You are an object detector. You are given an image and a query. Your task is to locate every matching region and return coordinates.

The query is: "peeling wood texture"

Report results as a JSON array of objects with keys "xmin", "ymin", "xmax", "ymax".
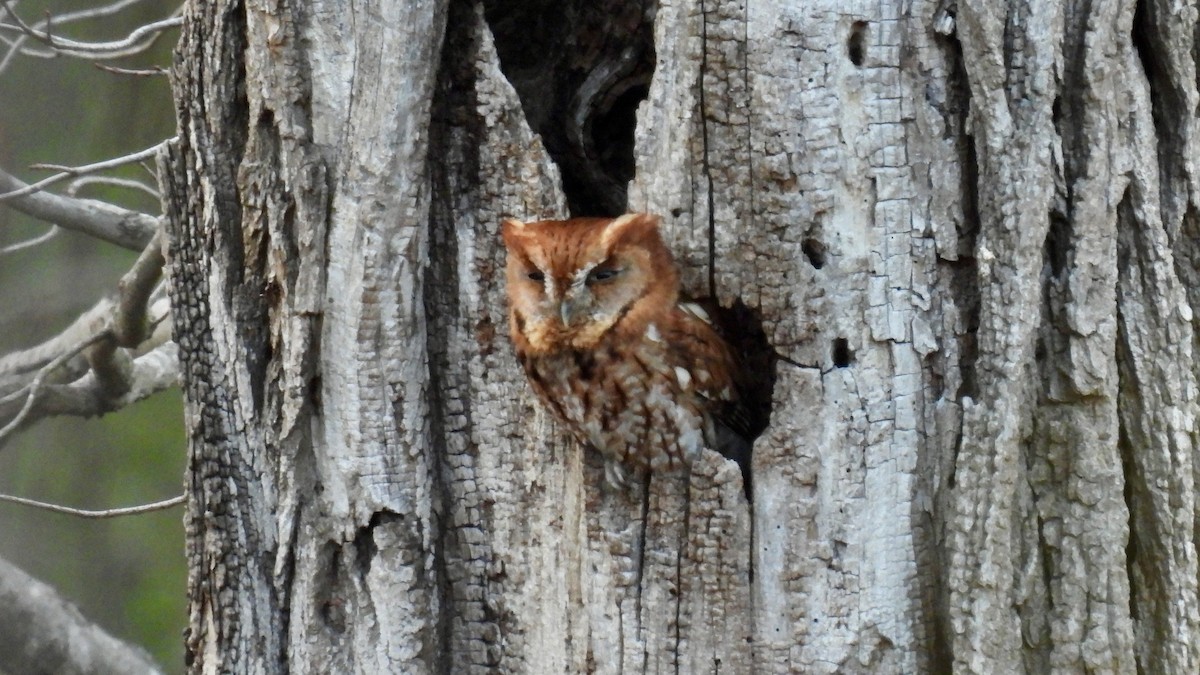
[{"xmin": 161, "ymin": 0, "xmax": 1200, "ymax": 672}]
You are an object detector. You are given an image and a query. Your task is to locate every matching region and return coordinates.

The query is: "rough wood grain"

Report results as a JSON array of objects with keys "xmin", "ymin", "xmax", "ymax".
[
  {"xmin": 427, "ymin": 4, "xmax": 578, "ymax": 671},
  {"xmin": 165, "ymin": 0, "xmax": 450, "ymax": 671},
  {"xmin": 945, "ymin": 0, "xmax": 1200, "ymax": 670},
  {"xmin": 630, "ymin": 0, "xmax": 950, "ymax": 670},
  {"xmin": 161, "ymin": 0, "xmax": 1200, "ymax": 670}
]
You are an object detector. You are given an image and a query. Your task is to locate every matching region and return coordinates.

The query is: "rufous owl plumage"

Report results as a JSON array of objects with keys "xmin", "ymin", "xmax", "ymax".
[{"xmin": 501, "ymin": 213, "xmax": 750, "ymax": 486}]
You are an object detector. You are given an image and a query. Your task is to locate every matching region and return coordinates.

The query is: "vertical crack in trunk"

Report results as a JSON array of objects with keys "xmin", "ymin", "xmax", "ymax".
[
  {"xmin": 1131, "ymin": 0, "xmax": 1166, "ymax": 195},
  {"xmin": 1115, "ymin": 173, "xmax": 1200, "ymax": 670},
  {"xmin": 425, "ymin": 3, "xmax": 495, "ymax": 670},
  {"xmin": 698, "ymin": 0, "xmax": 717, "ymax": 299},
  {"xmin": 636, "ymin": 482, "xmax": 651, "ymax": 672},
  {"xmin": 673, "ymin": 474, "xmax": 692, "ymax": 674}
]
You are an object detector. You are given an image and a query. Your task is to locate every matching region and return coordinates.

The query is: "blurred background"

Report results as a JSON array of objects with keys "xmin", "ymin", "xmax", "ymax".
[{"xmin": 0, "ymin": 0, "xmax": 185, "ymax": 670}]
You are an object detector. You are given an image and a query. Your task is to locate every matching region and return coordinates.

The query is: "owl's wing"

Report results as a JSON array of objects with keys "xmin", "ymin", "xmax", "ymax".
[
  {"xmin": 667, "ymin": 299, "xmax": 776, "ymax": 498},
  {"xmin": 667, "ymin": 301, "xmax": 767, "ymax": 448}
]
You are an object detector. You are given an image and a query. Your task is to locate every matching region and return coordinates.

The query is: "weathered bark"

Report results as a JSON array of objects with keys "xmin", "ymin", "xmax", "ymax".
[
  {"xmin": 947, "ymin": 0, "xmax": 1200, "ymax": 671},
  {"xmin": 163, "ymin": 0, "xmax": 449, "ymax": 669},
  {"xmin": 628, "ymin": 0, "xmax": 948, "ymax": 670},
  {"xmin": 162, "ymin": 0, "xmax": 1200, "ymax": 672}
]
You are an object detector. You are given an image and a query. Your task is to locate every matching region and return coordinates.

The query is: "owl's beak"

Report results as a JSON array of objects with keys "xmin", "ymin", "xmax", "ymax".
[{"xmin": 559, "ymin": 297, "xmax": 585, "ymax": 328}]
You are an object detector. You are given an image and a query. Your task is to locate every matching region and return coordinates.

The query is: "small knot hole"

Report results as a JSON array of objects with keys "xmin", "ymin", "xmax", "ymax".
[
  {"xmin": 848, "ymin": 21, "xmax": 868, "ymax": 66},
  {"xmin": 832, "ymin": 338, "xmax": 853, "ymax": 367}
]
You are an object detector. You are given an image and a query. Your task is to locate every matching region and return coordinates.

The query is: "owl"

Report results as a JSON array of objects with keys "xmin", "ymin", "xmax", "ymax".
[{"xmin": 501, "ymin": 213, "xmax": 752, "ymax": 487}]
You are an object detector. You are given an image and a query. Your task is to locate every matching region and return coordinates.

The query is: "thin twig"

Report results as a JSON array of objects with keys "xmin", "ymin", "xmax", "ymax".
[
  {"xmin": 67, "ymin": 175, "xmax": 159, "ymax": 199},
  {"xmin": 0, "ymin": 224, "xmax": 58, "ymax": 255},
  {"xmin": 0, "ymin": 492, "xmax": 184, "ymax": 518},
  {"xmin": 53, "ymin": 16, "xmax": 183, "ymax": 57},
  {"xmin": 0, "ymin": 141, "xmax": 164, "ymax": 202},
  {"xmin": 95, "ymin": 62, "xmax": 167, "ymax": 77},
  {"xmin": 0, "ymin": 2, "xmax": 28, "ymax": 73},
  {"xmin": 26, "ymin": 0, "xmax": 150, "ymax": 27}
]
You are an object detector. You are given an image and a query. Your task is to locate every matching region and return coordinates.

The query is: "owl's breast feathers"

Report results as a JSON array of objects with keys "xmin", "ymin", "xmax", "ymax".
[{"xmin": 513, "ymin": 299, "xmax": 750, "ymax": 471}]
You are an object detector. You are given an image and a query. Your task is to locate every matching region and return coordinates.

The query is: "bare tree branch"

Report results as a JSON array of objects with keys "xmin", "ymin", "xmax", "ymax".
[
  {"xmin": 0, "ymin": 332, "xmax": 108, "ymax": 444},
  {"xmin": 0, "ymin": 1, "xmax": 181, "ymax": 60},
  {"xmin": 0, "ymin": 227, "xmax": 174, "ymax": 444},
  {"xmin": 9, "ymin": 0, "xmax": 152, "ymax": 30},
  {"xmin": 95, "ymin": 62, "xmax": 168, "ymax": 77},
  {"xmin": 0, "ymin": 340, "xmax": 179, "ymax": 445},
  {"xmin": 0, "ymin": 298, "xmax": 113, "ymax": 383},
  {"xmin": 0, "ymin": 4, "xmax": 179, "ymax": 668},
  {"xmin": 0, "ymin": 166, "xmax": 156, "ymax": 250},
  {"xmin": 0, "ymin": 554, "xmax": 165, "ymax": 675},
  {"xmin": 114, "ymin": 230, "xmax": 165, "ymax": 347},
  {"xmin": 85, "ymin": 232, "xmax": 166, "ymax": 397},
  {"xmin": 0, "ymin": 492, "xmax": 184, "ymax": 518}
]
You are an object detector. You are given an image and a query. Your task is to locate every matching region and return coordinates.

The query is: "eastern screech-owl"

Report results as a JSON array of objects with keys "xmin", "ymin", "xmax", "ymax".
[{"xmin": 501, "ymin": 213, "xmax": 750, "ymax": 486}]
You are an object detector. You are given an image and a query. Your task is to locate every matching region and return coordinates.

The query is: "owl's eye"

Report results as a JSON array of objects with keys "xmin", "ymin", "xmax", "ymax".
[
  {"xmin": 526, "ymin": 270, "xmax": 545, "ymax": 282},
  {"xmin": 587, "ymin": 267, "xmax": 621, "ymax": 284}
]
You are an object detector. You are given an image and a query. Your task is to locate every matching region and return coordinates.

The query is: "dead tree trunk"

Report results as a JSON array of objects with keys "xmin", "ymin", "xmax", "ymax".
[{"xmin": 161, "ymin": 0, "xmax": 1200, "ymax": 672}]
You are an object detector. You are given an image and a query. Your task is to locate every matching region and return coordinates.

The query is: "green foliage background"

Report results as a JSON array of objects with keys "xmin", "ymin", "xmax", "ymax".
[{"xmin": 0, "ymin": 1, "xmax": 185, "ymax": 670}]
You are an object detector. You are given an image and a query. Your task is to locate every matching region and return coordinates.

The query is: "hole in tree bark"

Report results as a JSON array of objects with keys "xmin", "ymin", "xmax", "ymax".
[
  {"xmin": 847, "ymin": 21, "xmax": 868, "ymax": 66},
  {"xmin": 703, "ymin": 299, "xmax": 777, "ymax": 500},
  {"xmin": 317, "ymin": 544, "xmax": 348, "ymax": 633},
  {"xmin": 832, "ymin": 338, "xmax": 853, "ymax": 367},
  {"xmin": 589, "ymin": 82, "xmax": 650, "ymax": 188},
  {"xmin": 802, "ymin": 237, "xmax": 826, "ymax": 269},
  {"xmin": 483, "ymin": 0, "xmax": 657, "ymax": 216}
]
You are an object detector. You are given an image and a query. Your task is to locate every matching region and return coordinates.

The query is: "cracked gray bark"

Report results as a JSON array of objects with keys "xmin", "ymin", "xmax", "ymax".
[{"xmin": 161, "ymin": 0, "xmax": 1200, "ymax": 672}]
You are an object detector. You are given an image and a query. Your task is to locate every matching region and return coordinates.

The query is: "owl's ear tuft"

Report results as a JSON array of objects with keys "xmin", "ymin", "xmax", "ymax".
[
  {"xmin": 501, "ymin": 218, "xmax": 528, "ymax": 246},
  {"xmin": 600, "ymin": 213, "xmax": 661, "ymax": 249}
]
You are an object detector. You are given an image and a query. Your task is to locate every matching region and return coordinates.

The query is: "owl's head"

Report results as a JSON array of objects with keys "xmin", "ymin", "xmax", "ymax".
[{"xmin": 501, "ymin": 213, "xmax": 680, "ymax": 354}]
